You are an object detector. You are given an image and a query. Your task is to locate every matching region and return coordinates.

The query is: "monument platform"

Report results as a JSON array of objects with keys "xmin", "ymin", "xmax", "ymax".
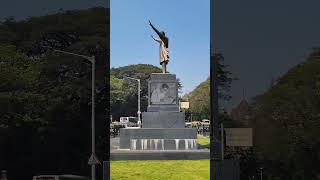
[
  {"xmin": 111, "ymin": 149, "xmax": 210, "ymax": 160},
  {"xmin": 120, "ymin": 128, "xmax": 197, "ymax": 150}
]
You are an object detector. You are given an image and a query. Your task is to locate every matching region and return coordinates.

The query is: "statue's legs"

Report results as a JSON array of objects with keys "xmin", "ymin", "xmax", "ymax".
[{"xmin": 162, "ymin": 62, "xmax": 167, "ymax": 73}]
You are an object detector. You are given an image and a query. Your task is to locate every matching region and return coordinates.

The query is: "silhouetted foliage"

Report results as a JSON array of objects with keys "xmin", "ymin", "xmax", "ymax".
[
  {"xmin": 0, "ymin": 7, "xmax": 108, "ymax": 180},
  {"xmin": 252, "ymin": 48, "xmax": 320, "ymax": 179},
  {"xmin": 183, "ymin": 53, "xmax": 234, "ymax": 120}
]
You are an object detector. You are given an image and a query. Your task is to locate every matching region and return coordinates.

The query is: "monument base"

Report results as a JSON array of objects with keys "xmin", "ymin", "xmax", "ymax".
[
  {"xmin": 110, "ymin": 149, "xmax": 210, "ymax": 160},
  {"xmin": 120, "ymin": 128, "xmax": 197, "ymax": 150}
]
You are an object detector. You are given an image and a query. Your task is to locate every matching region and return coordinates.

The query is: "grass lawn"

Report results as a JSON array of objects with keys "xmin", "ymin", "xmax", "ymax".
[
  {"xmin": 110, "ymin": 160, "xmax": 209, "ymax": 180},
  {"xmin": 197, "ymin": 135, "xmax": 210, "ymax": 149}
]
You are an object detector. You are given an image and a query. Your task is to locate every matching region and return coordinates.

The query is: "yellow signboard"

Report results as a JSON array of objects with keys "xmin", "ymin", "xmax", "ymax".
[{"xmin": 180, "ymin": 102, "xmax": 189, "ymax": 109}]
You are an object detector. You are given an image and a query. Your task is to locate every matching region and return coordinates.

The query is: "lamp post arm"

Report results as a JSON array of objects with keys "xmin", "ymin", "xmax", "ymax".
[
  {"xmin": 41, "ymin": 46, "xmax": 94, "ymax": 63},
  {"xmin": 53, "ymin": 49, "xmax": 94, "ymax": 63}
]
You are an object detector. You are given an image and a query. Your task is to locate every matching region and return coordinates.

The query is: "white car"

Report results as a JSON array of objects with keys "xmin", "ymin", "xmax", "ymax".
[
  {"xmin": 120, "ymin": 116, "xmax": 140, "ymax": 127},
  {"xmin": 202, "ymin": 119, "xmax": 210, "ymax": 125},
  {"xmin": 185, "ymin": 122, "xmax": 192, "ymax": 128}
]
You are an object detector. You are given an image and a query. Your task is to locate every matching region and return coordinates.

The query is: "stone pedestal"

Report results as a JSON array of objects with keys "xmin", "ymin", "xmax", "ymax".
[
  {"xmin": 142, "ymin": 112, "xmax": 185, "ymax": 128},
  {"xmin": 119, "ymin": 73, "xmax": 197, "ymax": 150}
]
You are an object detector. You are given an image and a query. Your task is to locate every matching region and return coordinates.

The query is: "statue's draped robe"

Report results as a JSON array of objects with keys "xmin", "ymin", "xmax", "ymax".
[{"xmin": 154, "ymin": 38, "xmax": 169, "ymax": 64}]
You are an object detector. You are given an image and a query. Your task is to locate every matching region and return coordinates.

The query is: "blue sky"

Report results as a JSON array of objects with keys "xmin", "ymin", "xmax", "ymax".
[{"xmin": 110, "ymin": 0, "xmax": 210, "ymax": 95}]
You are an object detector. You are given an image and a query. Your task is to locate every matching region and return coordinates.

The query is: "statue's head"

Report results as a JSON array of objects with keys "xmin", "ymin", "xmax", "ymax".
[{"xmin": 161, "ymin": 31, "xmax": 165, "ymax": 36}]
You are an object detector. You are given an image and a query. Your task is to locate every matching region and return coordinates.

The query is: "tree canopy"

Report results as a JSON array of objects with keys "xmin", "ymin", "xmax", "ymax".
[
  {"xmin": 0, "ymin": 7, "xmax": 108, "ymax": 180},
  {"xmin": 252, "ymin": 48, "xmax": 320, "ymax": 179},
  {"xmin": 111, "ymin": 64, "xmax": 161, "ymax": 121},
  {"xmin": 183, "ymin": 53, "xmax": 234, "ymax": 120}
]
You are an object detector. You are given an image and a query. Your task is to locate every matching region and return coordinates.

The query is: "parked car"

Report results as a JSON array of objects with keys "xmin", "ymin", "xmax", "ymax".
[
  {"xmin": 32, "ymin": 174, "xmax": 89, "ymax": 180},
  {"xmin": 185, "ymin": 122, "xmax": 192, "ymax": 128},
  {"xmin": 119, "ymin": 116, "xmax": 138, "ymax": 127},
  {"xmin": 201, "ymin": 119, "xmax": 210, "ymax": 126}
]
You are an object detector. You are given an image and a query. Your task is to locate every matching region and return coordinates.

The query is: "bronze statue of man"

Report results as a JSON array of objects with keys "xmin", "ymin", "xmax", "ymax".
[{"xmin": 149, "ymin": 20, "xmax": 169, "ymax": 73}]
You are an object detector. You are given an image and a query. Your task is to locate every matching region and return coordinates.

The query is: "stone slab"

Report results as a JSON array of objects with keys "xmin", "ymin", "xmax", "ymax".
[
  {"xmin": 150, "ymin": 73, "xmax": 176, "ymax": 80},
  {"xmin": 142, "ymin": 111, "xmax": 185, "ymax": 128},
  {"xmin": 147, "ymin": 105, "xmax": 179, "ymax": 112},
  {"xmin": 110, "ymin": 150, "xmax": 210, "ymax": 160}
]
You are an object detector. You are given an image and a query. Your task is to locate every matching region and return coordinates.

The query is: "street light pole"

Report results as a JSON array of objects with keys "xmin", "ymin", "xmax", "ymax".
[
  {"xmin": 221, "ymin": 123, "xmax": 224, "ymax": 160},
  {"xmin": 260, "ymin": 167, "xmax": 263, "ymax": 180},
  {"xmin": 126, "ymin": 77, "xmax": 141, "ymax": 126},
  {"xmin": 43, "ymin": 47, "xmax": 99, "ymax": 180},
  {"xmin": 91, "ymin": 57, "xmax": 96, "ymax": 180},
  {"xmin": 137, "ymin": 79, "xmax": 141, "ymax": 126}
]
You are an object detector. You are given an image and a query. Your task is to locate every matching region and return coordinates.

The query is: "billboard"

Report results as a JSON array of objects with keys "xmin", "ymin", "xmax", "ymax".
[{"xmin": 225, "ymin": 128, "xmax": 253, "ymax": 147}]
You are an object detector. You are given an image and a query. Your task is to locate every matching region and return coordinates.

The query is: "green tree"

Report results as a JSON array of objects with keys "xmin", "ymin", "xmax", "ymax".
[
  {"xmin": 110, "ymin": 64, "xmax": 161, "ymax": 121},
  {"xmin": 183, "ymin": 53, "xmax": 234, "ymax": 120},
  {"xmin": 184, "ymin": 79, "xmax": 210, "ymax": 120},
  {"xmin": 252, "ymin": 48, "xmax": 320, "ymax": 179},
  {"xmin": 0, "ymin": 7, "xmax": 109, "ymax": 180}
]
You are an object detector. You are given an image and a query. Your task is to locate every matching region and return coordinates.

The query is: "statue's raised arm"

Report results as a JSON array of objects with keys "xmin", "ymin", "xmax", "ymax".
[
  {"xmin": 149, "ymin": 21, "xmax": 163, "ymax": 38},
  {"xmin": 149, "ymin": 20, "xmax": 168, "ymax": 48}
]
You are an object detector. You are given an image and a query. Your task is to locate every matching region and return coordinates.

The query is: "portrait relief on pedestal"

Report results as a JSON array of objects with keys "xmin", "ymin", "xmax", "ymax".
[{"xmin": 150, "ymin": 82, "xmax": 177, "ymax": 105}]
